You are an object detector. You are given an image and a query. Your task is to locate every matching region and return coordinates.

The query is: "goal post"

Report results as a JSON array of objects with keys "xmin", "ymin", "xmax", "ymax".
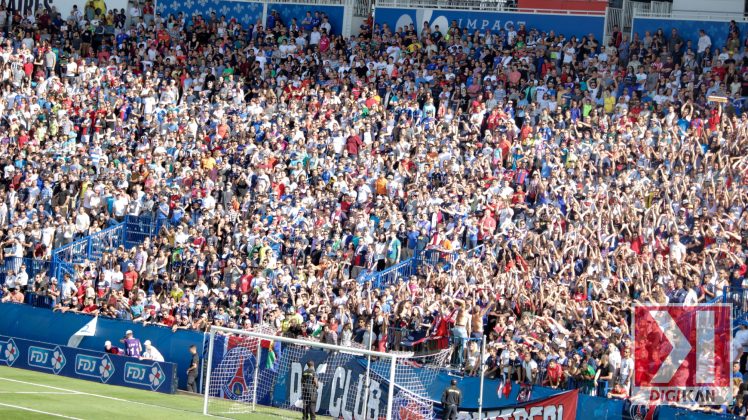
[{"xmin": 203, "ymin": 325, "xmax": 405, "ymax": 419}]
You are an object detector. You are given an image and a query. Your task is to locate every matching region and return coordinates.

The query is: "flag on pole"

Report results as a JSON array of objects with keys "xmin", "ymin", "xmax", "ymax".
[
  {"xmin": 67, "ymin": 316, "xmax": 98, "ymax": 348},
  {"xmin": 265, "ymin": 348, "xmax": 276, "ymax": 369}
]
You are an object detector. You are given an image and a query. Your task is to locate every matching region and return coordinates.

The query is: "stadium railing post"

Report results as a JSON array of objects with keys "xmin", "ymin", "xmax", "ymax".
[
  {"xmin": 251, "ymin": 337, "xmax": 261, "ymax": 412},
  {"xmin": 386, "ymin": 354, "xmax": 396, "ymax": 420},
  {"xmin": 478, "ymin": 335, "xmax": 486, "ymax": 419},
  {"xmin": 203, "ymin": 329, "xmax": 215, "ymax": 415}
]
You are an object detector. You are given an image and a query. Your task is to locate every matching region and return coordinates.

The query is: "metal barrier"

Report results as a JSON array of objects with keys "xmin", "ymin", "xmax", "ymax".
[
  {"xmin": 354, "ymin": 0, "xmax": 371, "ymax": 17},
  {"xmin": 50, "ymin": 216, "xmax": 164, "ymax": 280},
  {"xmin": 726, "ymin": 287, "xmax": 748, "ymax": 322},
  {"xmin": 89, "ymin": 224, "xmax": 125, "ymax": 260},
  {"xmin": 362, "ymin": 243, "xmax": 487, "ymax": 291},
  {"xmin": 51, "ymin": 223, "xmax": 125, "ymax": 279},
  {"xmin": 366, "ymin": 258, "xmax": 418, "ymax": 290},
  {"xmin": 0, "ymin": 258, "xmax": 51, "ymax": 286},
  {"xmin": 24, "ymin": 292, "xmax": 55, "ymax": 309},
  {"xmin": 123, "ymin": 215, "xmax": 164, "ymax": 249}
]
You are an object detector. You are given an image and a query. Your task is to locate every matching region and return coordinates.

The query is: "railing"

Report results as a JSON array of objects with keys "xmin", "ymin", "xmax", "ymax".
[
  {"xmin": 51, "ymin": 223, "xmax": 126, "ymax": 280},
  {"xmin": 604, "ymin": 7, "xmax": 622, "ymax": 43},
  {"xmin": 362, "ymin": 257, "xmax": 418, "ymax": 290},
  {"xmin": 50, "ymin": 215, "xmax": 164, "ymax": 280},
  {"xmin": 632, "ymin": 10, "xmax": 748, "ymax": 21},
  {"xmin": 725, "ymin": 287, "xmax": 748, "ymax": 323},
  {"xmin": 354, "ymin": 0, "xmax": 372, "ymax": 17},
  {"xmin": 374, "ymin": 0, "xmax": 605, "ymax": 14},
  {"xmin": 89, "ymin": 224, "xmax": 125, "ymax": 260},
  {"xmin": 649, "ymin": 0, "xmax": 672, "ymax": 16},
  {"xmin": 24, "ymin": 292, "xmax": 55, "ymax": 309},
  {"xmin": 0, "ymin": 258, "xmax": 51, "ymax": 286},
  {"xmin": 123, "ymin": 215, "xmax": 167, "ymax": 249},
  {"xmin": 265, "ymin": 0, "xmax": 346, "ymax": 5},
  {"xmin": 362, "ymin": 243, "xmax": 488, "ymax": 291}
]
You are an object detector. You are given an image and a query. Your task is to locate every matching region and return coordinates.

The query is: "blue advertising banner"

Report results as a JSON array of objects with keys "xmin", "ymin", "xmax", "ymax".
[
  {"xmin": 0, "ymin": 303, "xmax": 204, "ymax": 390},
  {"xmin": 157, "ymin": 1, "xmax": 345, "ymax": 35},
  {"xmin": 157, "ymin": 0, "xmax": 263, "ymax": 28},
  {"xmin": 631, "ymin": 18, "xmax": 747, "ymax": 53},
  {"xmin": 0, "ymin": 336, "xmax": 177, "ymax": 393},
  {"xmin": 374, "ymin": 7, "xmax": 605, "ymax": 41}
]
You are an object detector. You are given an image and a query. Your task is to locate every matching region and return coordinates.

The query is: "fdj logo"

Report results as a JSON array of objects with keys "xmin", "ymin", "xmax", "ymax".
[
  {"xmin": 633, "ymin": 304, "xmax": 732, "ymax": 405},
  {"xmin": 0, "ymin": 338, "xmax": 19, "ymax": 366},
  {"xmin": 28, "ymin": 346, "xmax": 66, "ymax": 374},
  {"xmin": 125, "ymin": 362, "xmax": 166, "ymax": 391},
  {"xmin": 75, "ymin": 354, "xmax": 115, "ymax": 383}
]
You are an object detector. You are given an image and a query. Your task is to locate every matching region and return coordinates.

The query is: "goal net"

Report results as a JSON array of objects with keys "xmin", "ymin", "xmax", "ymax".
[{"xmin": 203, "ymin": 325, "xmax": 449, "ymax": 419}]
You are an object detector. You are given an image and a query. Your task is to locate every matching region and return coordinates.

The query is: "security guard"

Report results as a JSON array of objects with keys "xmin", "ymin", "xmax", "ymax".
[
  {"xmin": 301, "ymin": 360, "xmax": 318, "ymax": 420},
  {"xmin": 441, "ymin": 379, "xmax": 462, "ymax": 420}
]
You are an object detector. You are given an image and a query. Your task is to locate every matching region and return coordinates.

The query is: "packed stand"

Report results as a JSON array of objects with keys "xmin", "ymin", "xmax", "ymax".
[{"xmin": 0, "ymin": 2, "xmax": 747, "ymax": 414}]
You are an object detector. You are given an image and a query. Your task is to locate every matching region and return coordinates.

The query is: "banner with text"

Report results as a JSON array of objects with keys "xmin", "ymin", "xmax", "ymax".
[
  {"xmin": 0, "ymin": 335, "xmax": 177, "ymax": 394},
  {"xmin": 440, "ymin": 389, "xmax": 578, "ymax": 420},
  {"xmin": 374, "ymin": 7, "xmax": 604, "ymax": 41},
  {"xmin": 209, "ymin": 336, "xmax": 393, "ymax": 419}
]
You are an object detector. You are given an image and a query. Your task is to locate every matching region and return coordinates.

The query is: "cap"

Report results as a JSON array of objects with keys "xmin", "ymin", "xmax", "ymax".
[
  {"xmin": 144, "ymin": 340, "xmax": 151, "ymax": 347},
  {"xmin": 125, "ymin": 330, "xmax": 133, "ymax": 335},
  {"xmin": 104, "ymin": 340, "xmax": 111, "ymax": 347}
]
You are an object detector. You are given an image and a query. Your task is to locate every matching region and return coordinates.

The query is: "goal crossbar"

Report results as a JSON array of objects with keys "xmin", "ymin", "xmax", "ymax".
[{"xmin": 203, "ymin": 325, "xmax": 399, "ymax": 420}]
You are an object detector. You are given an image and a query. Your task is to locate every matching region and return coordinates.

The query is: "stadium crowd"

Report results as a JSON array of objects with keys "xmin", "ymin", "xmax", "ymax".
[{"xmin": 0, "ymin": 1, "xmax": 747, "ymax": 414}]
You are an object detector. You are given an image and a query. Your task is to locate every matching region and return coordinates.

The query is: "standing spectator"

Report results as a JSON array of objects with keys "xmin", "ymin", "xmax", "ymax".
[
  {"xmin": 301, "ymin": 360, "xmax": 318, "ymax": 420},
  {"xmin": 123, "ymin": 264, "xmax": 138, "ymax": 297},
  {"xmin": 187, "ymin": 344, "xmax": 199, "ymax": 392},
  {"xmin": 697, "ymin": 29, "xmax": 712, "ymax": 64},
  {"xmin": 441, "ymin": 379, "xmax": 462, "ymax": 420},
  {"xmin": 120, "ymin": 330, "xmax": 142, "ymax": 358},
  {"xmin": 520, "ymin": 352, "xmax": 538, "ymax": 384}
]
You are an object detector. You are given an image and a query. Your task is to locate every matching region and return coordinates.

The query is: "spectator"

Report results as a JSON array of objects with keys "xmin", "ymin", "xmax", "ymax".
[
  {"xmin": 104, "ymin": 340, "xmax": 122, "ymax": 355},
  {"xmin": 0, "ymin": 6, "xmax": 745, "ymax": 413},
  {"xmin": 120, "ymin": 330, "xmax": 142, "ymax": 358},
  {"xmin": 187, "ymin": 344, "xmax": 199, "ymax": 393},
  {"xmin": 141, "ymin": 339, "xmax": 164, "ymax": 362}
]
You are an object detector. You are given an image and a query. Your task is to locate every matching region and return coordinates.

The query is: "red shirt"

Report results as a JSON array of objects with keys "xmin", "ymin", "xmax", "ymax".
[
  {"xmin": 546, "ymin": 363, "xmax": 563, "ymax": 383},
  {"xmin": 123, "ymin": 271, "xmax": 138, "ymax": 291},
  {"xmin": 346, "ymin": 135, "xmax": 363, "ymax": 155},
  {"xmin": 240, "ymin": 274, "xmax": 252, "ymax": 294}
]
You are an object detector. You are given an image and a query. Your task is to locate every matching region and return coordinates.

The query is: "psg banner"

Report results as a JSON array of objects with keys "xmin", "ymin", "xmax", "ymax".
[{"xmin": 444, "ymin": 390, "xmax": 579, "ymax": 420}]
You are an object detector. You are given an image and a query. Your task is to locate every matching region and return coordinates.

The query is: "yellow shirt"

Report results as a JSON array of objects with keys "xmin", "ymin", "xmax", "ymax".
[
  {"xmin": 202, "ymin": 156, "xmax": 216, "ymax": 170},
  {"xmin": 604, "ymin": 96, "xmax": 615, "ymax": 114},
  {"xmin": 91, "ymin": 0, "xmax": 106, "ymax": 14}
]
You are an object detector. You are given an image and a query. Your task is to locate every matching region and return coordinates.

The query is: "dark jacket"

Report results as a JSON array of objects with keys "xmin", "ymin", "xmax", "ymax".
[{"xmin": 441, "ymin": 385, "xmax": 462, "ymax": 406}]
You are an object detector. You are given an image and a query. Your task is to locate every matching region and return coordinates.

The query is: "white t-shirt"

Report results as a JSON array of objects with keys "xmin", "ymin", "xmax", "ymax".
[{"xmin": 732, "ymin": 329, "xmax": 748, "ymax": 362}]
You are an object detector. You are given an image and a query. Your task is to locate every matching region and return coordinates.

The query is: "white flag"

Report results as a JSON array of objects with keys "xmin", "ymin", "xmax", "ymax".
[{"xmin": 67, "ymin": 316, "xmax": 98, "ymax": 348}]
